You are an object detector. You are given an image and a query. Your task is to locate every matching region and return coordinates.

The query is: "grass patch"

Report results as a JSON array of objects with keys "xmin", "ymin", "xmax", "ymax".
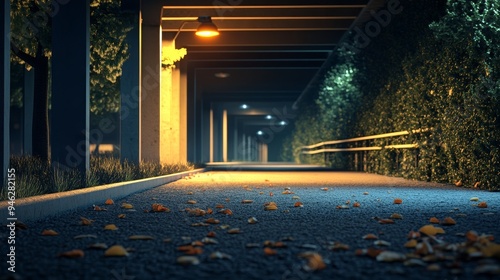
[{"xmin": 1, "ymin": 155, "xmax": 196, "ymax": 200}]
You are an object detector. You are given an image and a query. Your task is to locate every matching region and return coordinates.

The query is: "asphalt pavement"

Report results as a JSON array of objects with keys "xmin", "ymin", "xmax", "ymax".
[{"xmin": 2, "ymin": 171, "xmax": 500, "ymax": 280}]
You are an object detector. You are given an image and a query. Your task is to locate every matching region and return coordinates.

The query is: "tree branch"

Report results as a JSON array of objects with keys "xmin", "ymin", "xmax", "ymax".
[{"xmin": 10, "ymin": 41, "xmax": 36, "ymax": 67}]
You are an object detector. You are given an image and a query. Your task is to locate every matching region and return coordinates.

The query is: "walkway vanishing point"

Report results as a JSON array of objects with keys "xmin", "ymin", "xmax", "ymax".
[{"xmin": 1, "ymin": 164, "xmax": 500, "ymax": 280}]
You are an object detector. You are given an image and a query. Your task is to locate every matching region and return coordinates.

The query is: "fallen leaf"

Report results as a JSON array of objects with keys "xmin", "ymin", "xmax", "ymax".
[
  {"xmin": 264, "ymin": 247, "xmax": 277, "ymax": 256},
  {"xmin": 292, "ymin": 196, "xmax": 300, "ymax": 200},
  {"xmin": 207, "ymin": 231, "xmax": 217, "ymax": 237},
  {"xmin": 466, "ymin": 230, "xmax": 478, "ymax": 242},
  {"xmin": 104, "ymin": 245, "xmax": 129, "ymax": 257},
  {"xmin": 59, "ymin": 249, "xmax": 84, "ymax": 258},
  {"xmin": 41, "ymin": 229, "xmax": 59, "ymax": 236},
  {"xmin": 355, "ymin": 248, "xmax": 384, "ymax": 258},
  {"xmin": 121, "ymin": 203, "xmax": 134, "ymax": 209},
  {"xmin": 455, "ymin": 180, "xmax": 463, "ymax": 187},
  {"xmin": 264, "ymin": 202, "xmax": 278, "ymax": 211},
  {"xmin": 470, "ymin": 197, "xmax": 480, "ymax": 201},
  {"xmin": 478, "ymin": 201, "xmax": 488, "ymax": 208},
  {"xmin": 363, "ymin": 192, "xmax": 369, "ymax": 195},
  {"xmin": 177, "ymin": 245, "xmax": 203, "ymax": 255},
  {"xmin": 321, "ymin": 187, "xmax": 329, "ymax": 191},
  {"xmin": 378, "ymin": 219, "xmax": 395, "ymax": 224},
  {"xmin": 118, "ymin": 214, "xmax": 126, "ymax": 219},
  {"xmin": 393, "ymin": 198, "xmax": 403, "ymax": 204},
  {"xmin": 227, "ymin": 228, "xmax": 242, "ymax": 234},
  {"xmin": 353, "ymin": 202, "xmax": 361, "ymax": 207},
  {"xmin": 294, "ymin": 201, "xmax": 304, "ymax": 207},
  {"xmin": 429, "ymin": 217, "xmax": 440, "ymax": 224},
  {"xmin": 80, "ymin": 217, "xmax": 94, "ymax": 226},
  {"xmin": 441, "ymin": 217, "xmax": 456, "ymax": 225},
  {"xmin": 328, "ymin": 242, "xmax": 350, "ymax": 251},
  {"xmin": 299, "ymin": 252, "xmax": 326, "ymax": 271},
  {"xmin": 407, "ymin": 230, "xmax": 421, "ymax": 239},
  {"xmin": 390, "ymin": 213, "xmax": 403, "ymax": 219},
  {"xmin": 129, "ymin": 235, "xmax": 155, "ymax": 240},
  {"xmin": 202, "ymin": 237, "xmax": 218, "ymax": 244},
  {"xmin": 419, "ymin": 224, "xmax": 445, "ymax": 236},
  {"xmin": 152, "ymin": 203, "xmax": 170, "ymax": 212},
  {"xmin": 241, "ymin": 200, "xmax": 253, "ymax": 204},
  {"xmin": 104, "ymin": 224, "xmax": 118, "ymax": 231},
  {"xmin": 105, "ymin": 198, "xmax": 114, "ymax": 205},
  {"xmin": 473, "ymin": 182, "xmax": 481, "ymax": 188},
  {"xmin": 336, "ymin": 205, "xmax": 349, "ymax": 209},
  {"xmin": 187, "ymin": 200, "xmax": 197, "ymax": 204},
  {"xmin": 93, "ymin": 205, "xmax": 106, "ymax": 211},
  {"xmin": 282, "ymin": 190, "xmax": 294, "ymax": 195},
  {"xmin": 205, "ymin": 218, "xmax": 220, "ymax": 224},
  {"xmin": 215, "ymin": 204, "xmax": 224, "ymax": 209},
  {"xmin": 363, "ymin": 234, "xmax": 378, "ymax": 240},
  {"xmin": 374, "ymin": 240, "xmax": 391, "ymax": 246},
  {"xmin": 404, "ymin": 239, "xmax": 418, "ymax": 248},
  {"xmin": 248, "ymin": 217, "xmax": 258, "ymax": 224},
  {"xmin": 177, "ymin": 256, "xmax": 200, "ymax": 265},
  {"xmin": 220, "ymin": 209, "xmax": 233, "ymax": 215}
]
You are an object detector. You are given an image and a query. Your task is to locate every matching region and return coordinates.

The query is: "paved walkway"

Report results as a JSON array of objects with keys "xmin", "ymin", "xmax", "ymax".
[{"xmin": 2, "ymin": 171, "xmax": 500, "ymax": 279}]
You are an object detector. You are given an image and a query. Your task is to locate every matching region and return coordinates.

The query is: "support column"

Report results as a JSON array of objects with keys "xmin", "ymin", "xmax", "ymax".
[
  {"xmin": 120, "ymin": 1, "xmax": 141, "ymax": 164},
  {"xmin": 141, "ymin": 25, "xmax": 161, "ymax": 162},
  {"xmin": 1, "ymin": 0, "xmax": 10, "ymax": 183},
  {"xmin": 209, "ymin": 106, "xmax": 214, "ymax": 162},
  {"xmin": 23, "ymin": 69, "xmax": 34, "ymax": 155},
  {"xmin": 222, "ymin": 109, "xmax": 228, "ymax": 162},
  {"xmin": 178, "ymin": 60, "xmax": 188, "ymax": 162},
  {"xmin": 51, "ymin": 0, "xmax": 90, "ymax": 171}
]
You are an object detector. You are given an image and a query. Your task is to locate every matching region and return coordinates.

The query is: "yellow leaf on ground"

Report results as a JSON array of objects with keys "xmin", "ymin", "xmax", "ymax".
[
  {"xmin": 105, "ymin": 198, "xmax": 114, "ymax": 205},
  {"xmin": 264, "ymin": 247, "xmax": 277, "ymax": 256},
  {"xmin": 353, "ymin": 202, "xmax": 361, "ymax": 207},
  {"xmin": 419, "ymin": 224, "xmax": 445, "ymax": 236},
  {"xmin": 470, "ymin": 197, "xmax": 480, "ymax": 201},
  {"xmin": 118, "ymin": 214, "xmax": 126, "ymax": 219},
  {"xmin": 152, "ymin": 203, "xmax": 170, "ymax": 212},
  {"xmin": 59, "ymin": 249, "xmax": 84, "ymax": 258},
  {"xmin": 80, "ymin": 217, "xmax": 94, "ymax": 226},
  {"xmin": 104, "ymin": 245, "xmax": 129, "ymax": 257},
  {"xmin": 429, "ymin": 217, "xmax": 440, "ymax": 224},
  {"xmin": 104, "ymin": 224, "xmax": 118, "ymax": 231},
  {"xmin": 299, "ymin": 252, "xmax": 327, "ymax": 271},
  {"xmin": 393, "ymin": 198, "xmax": 403, "ymax": 204},
  {"xmin": 363, "ymin": 233, "xmax": 378, "ymax": 240},
  {"xmin": 441, "ymin": 217, "xmax": 456, "ymax": 225},
  {"xmin": 187, "ymin": 200, "xmax": 197, "ymax": 204},
  {"xmin": 390, "ymin": 213, "xmax": 403, "ymax": 219},
  {"xmin": 121, "ymin": 203, "xmax": 134, "ymax": 209},
  {"xmin": 294, "ymin": 201, "xmax": 304, "ymax": 207},
  {"xmin": 404, "ymin": 239, "xmax": 418, "ymax": 248}
]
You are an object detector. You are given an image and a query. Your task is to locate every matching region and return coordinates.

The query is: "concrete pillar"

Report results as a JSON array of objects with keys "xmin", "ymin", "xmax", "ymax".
[
  {"xmin": 222, "ymin": 109, "xmax": 228, "ymax": 162},
  {"xmin": 209, "ymin": 107, "xmax": 214, "ymax": 162},
  {"xmin": 141, "ymin": 24, "xmax": 161, "ymax": 162},
  {"xmin": 1, "ymin": 0, "xmax": 10, "ymax": 183},
  {"xmin": 120, "ymin": 2, "xmax": 141, "ymax": 164},
  {"xmin": 51, "ymin": 0, "xmax": 90, "ymax": 171},
  {"xmin": 23, "ymin": 69, "xmax": 34, "ymax": 155},
  {"xmin": 178, "ymin": 60, "xmax": 188, "ymax": 162}
]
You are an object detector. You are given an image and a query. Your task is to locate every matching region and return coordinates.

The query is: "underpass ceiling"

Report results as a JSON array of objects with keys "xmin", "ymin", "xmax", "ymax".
[{"xmin": 161, "ymin": 0, "xmax": 380, "ymax": 127}]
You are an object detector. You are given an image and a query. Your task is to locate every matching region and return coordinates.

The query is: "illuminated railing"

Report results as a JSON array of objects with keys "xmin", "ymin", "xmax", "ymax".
[{"xmin": 299, "ymin": 128, "xmax": 430, "ymax": 171}]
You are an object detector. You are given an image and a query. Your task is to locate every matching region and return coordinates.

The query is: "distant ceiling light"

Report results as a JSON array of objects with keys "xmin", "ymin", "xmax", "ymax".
[
  {"xmin": 240, "ymin": 104, "xmax": 248, "ymax": 109},
  {"xmin": 279, "ymin": 121, "xmax": 287, "ymax": 125},
  {"xmin": 215, "ymin": 72, "xmax": 230, "ymax": 78},
  {"xmin": 257, "ymin": 131, "xmax": 264, "ymax": 135},
  {"xmin": 196, "ymin": 16, "xmax": 219, "ymax": 37},
  {"xmin": 266, "ymin": 115, "xmax": 273, "ymax": 120}
]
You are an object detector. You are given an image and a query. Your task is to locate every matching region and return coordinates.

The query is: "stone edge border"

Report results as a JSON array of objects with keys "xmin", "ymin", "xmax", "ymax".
[{"xmin": 0, "ymin": 168, "xmax": 206, "ymax": 222}]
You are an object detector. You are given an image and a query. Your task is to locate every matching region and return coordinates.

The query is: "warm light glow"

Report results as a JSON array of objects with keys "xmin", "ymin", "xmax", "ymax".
[
  {"xmin": 195, "ymin": 22, "xmax": 219, "ymax": 37},
  {"xmin": 215, "ymin": 72, "xmax": 230, "ymax": 78}
]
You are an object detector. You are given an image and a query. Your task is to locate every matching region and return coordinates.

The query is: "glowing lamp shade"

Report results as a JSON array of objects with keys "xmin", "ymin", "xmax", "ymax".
[{"xmin": 196, "ymin": 21, "xmax": 219, "ymax": 37}]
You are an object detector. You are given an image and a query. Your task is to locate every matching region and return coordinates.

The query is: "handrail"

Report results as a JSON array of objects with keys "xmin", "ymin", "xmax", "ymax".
[{"xmin": 300, "ymin": 128, "xmax": 428, "ymax": 151}]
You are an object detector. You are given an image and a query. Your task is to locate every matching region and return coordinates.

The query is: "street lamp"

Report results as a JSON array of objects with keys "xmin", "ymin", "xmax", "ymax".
[{"xmin": 172, "ymin": 16, "xmax": 219, "ymax": 42}]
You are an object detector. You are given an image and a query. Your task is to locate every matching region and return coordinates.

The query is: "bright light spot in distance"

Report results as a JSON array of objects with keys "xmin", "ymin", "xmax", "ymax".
[
  {"xmin": 266, "ymin": 115, "xmax": 273, "ymax": 120},
  {"xmin": 257, "ymin": 131, "xmax": 263, "ymax": 135},
  {"xmin": 240, "ymin": 104, "xmax": 248, "ymax": 109},
  {"xmin": 279, "ymin": 121, "xmax": 287, "ymax": 125}
]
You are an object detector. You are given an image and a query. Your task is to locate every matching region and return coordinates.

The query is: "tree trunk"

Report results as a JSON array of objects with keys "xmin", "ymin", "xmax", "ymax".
[{"xmin": 31, "ymin": 44, "xmax": 50, "ymax": 162}]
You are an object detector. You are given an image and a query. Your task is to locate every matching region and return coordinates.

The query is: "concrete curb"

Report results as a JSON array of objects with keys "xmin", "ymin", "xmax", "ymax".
[{"xmin": 0, "ymin": 168, "xmax": 205, "ymax": 222}]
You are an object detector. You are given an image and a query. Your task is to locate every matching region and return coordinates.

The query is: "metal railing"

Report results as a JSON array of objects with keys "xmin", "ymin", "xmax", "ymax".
[{"xmin": 299, "ymin": 129, "xmax": 429, "ymax": 171}]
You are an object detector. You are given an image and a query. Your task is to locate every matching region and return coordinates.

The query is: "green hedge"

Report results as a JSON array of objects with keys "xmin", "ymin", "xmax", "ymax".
[{"xmin": 284, "ymin": 0, "xmax": 500, "ymax": 190}]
